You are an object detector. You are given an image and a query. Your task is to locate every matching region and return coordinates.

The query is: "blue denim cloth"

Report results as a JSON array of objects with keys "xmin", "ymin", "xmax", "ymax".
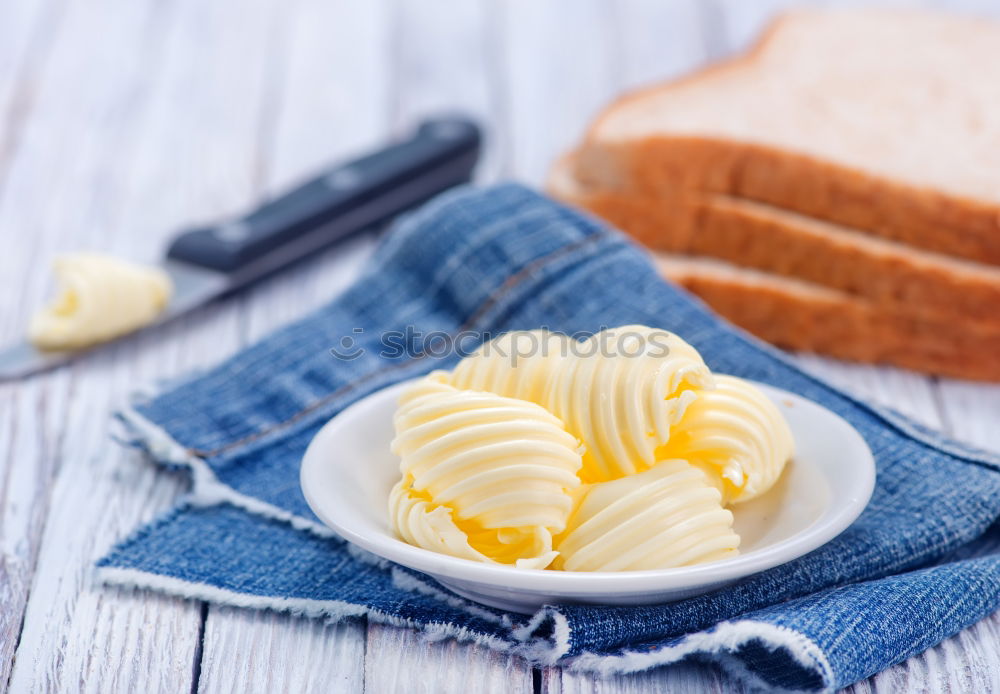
[{"xmin": 99, "ymin": 184, "xmax": 1000, "ymax": 692}]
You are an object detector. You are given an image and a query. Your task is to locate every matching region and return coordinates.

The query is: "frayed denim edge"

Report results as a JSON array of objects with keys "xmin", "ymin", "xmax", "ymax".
[
  {"xmin": 508, "ymin": 607, "xmax": 833, "ymax": 692},
  {"xmin": 92, "ymin": 566, "xmax": 517, "ymax": 654},
  {"xmin": 94, "ymin": 564, "xmax": 832, "ymax": 693},
  {"xmin": 109, "ymin": 401, "xmax": 518, "ymax": 623},
  {"xmin": 114, "ymin": 401, "xmax": 336, "ymax": 535},
  {"xmin": 389, "ymin": 567, "xmax": 512, "ymax": 627},
  {"xmin": 107, "ymin": 400, "xmax": 834, "ymax": 692},
  {"xmin": 564, "ymin": 620, "xmax": 834, "ymax": 694}
]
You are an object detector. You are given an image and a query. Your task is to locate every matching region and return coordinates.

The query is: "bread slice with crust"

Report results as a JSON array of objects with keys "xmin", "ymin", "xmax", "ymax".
[
  {"xmin": 653, "ymin": 254, "xmax": 1000, "ymax": 382},
  {"xmin": 573, "ymin": 8, "xmax": 1000, "ymax": 264},
  {"xmin": 548, "ymin": 154, "xmax": 1000, "ymax": 325}
]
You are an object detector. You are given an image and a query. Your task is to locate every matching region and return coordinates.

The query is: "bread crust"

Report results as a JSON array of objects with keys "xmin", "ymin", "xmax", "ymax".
[
  {"xmin": 563, "ymin": 8, "xmax": 1000, "ymax": 378},
  {"xmin": 665, "ymin": 268, "xmax": 1000, "ymax": 382},
  {"xmin": 576, "ymin": 137, "xmax": 1000, "ymax": 265},
  {"xmin": 552, "ymin": 179, "xmax": 1000, "ymax": 325},
  {"xmin": 547, "ymin": 162, "xmax": 1000, "ymax": 379},
  {"xmin": 577, "ymin": 10, "xmax": 1000, "ymax": 265}
]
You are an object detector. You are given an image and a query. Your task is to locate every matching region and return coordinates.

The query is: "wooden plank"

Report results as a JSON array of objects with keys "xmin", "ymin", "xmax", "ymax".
[
  {"xmin": 711, "ymin": 0, "xmax": 793, "ymax": 52},
  {"xmin": 545, "ymin": 663, "xmax": 747, "ymax": 694},
  {"xmin": 795, "ymin": 356, "xmax": 943, "ymax": 428},
  {"xmin": 0, "ymin": 0, "xmax": 62, "ymax": 188},
  {"xmin": 611, "ymin": 0, "xmax": 715, "ymax": 88},
  {"xmin": 198, "ymin": 609, "xmax": 366, "ymax": 694},
  {"xmin": 238, "ymin": 0, "xmax": 393, "ymax": 344},
  {"xmin": 4, "ymin": 0, "xmax": 296, "ymax": 689},
  {"xmin": 933, "ymin": 380, "xmax": 1000, "ymax": 453},
  {"xmin": 355, "ymin": 1, "xmax": 538, "ymax": 688},
  {"xmin": 365, "ymin": 622, "xmax": 533, "ymax": 694},
  {"xmin": 3, "ymin": 314, "xmax": 208, "ymax": 694},
  {"xmin": 495, "ymin": 0, "xmax": 618, "ymax": 184},
  {"xmin": 263, "ymin": 0, "xmax": 393, "ymax": 192},
  {"xmin": 0, "ymin": 0, "xmax": 214, "ymax": 689},
  {"xmin": 192, "ymin": 1, "xmax": 394, "ymax": 692},
  {"xmin": 0, "ymin": 374, "xmax": 74, "ymax": 690},
  {"xmin": 385, "ymin": 0, "xmax": 501, "ymax": 181}
]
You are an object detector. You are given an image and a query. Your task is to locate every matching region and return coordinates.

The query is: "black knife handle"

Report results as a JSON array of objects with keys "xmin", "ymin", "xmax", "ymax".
[{"xmin": 167, "ymin": 116, "xmax": 481, "ymax": 276}]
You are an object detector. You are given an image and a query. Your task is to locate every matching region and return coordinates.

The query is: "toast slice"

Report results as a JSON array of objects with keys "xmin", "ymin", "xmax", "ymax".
[
  {"xmin": 653, "ymin": 254, "xmax": 1000, "ymax": 382},
  {"xmin": 573, "ymin": 9, "xmax": 1000, "ymax": 264},
  {"xmin": 549, "ymin": 154, "xmax": 1000, "ymax": 325}
]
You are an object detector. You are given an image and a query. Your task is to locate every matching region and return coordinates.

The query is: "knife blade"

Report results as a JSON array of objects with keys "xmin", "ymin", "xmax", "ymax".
[{"xmin": 0, "ymin": 116, "xmax": 482, "ymax": 381}]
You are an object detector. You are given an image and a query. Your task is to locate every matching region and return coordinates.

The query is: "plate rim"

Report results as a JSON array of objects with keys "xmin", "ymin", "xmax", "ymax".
[{"xmin": 300, "ymin": 378, "xmax": 875, "ymax": 595}]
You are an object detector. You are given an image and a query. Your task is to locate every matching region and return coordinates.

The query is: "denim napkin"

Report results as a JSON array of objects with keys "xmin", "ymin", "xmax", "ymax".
[{"xmin": 99, "ymin": 184, "xmax": 1000, "ymax": 692}]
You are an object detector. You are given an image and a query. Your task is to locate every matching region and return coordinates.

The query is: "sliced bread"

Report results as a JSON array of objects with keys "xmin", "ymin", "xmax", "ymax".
[
  {"xmin": 654, "ymin": 254, "xmax": 1000, "ymax": 381},
  {"xmin": 573, "ymin": 9, "xmax": 1000, "ymax": 264},
  {"xmin": 549, "ymin": 154, "xmax": 1000, "ymax": 325}
]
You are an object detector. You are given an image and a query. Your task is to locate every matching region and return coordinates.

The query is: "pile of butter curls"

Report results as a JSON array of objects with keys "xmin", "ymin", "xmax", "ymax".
[{"xmin": 388, "ymin": 325, "xmax": 794, "ymax": 572}]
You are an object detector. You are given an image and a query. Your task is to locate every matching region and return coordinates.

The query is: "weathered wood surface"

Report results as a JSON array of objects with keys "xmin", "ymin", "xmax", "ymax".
[{"xmin": 1, "ymin": 1, "xmax": 998, "ymax": 692}]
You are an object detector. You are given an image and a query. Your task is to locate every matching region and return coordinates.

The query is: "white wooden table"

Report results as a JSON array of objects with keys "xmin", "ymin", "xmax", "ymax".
[{"xmin": 2, "ymin": 0, "xmax": 999, "ymax": 691}]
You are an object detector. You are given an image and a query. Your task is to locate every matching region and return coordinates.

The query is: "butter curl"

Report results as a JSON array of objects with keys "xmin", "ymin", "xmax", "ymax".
[
  {"xmin": 553, "ymin": 459, "xmax": 739, "ymax": 571},
  {"xmin": 389, "ymin": 375, "xmax": 583, "ymax": 569},
  {"xmin": 657, "ymin": 375, "xmax": 794, "ymax": 504},
  {"xmin": 29, "ymin": 253, "xmax": 172, "ymax": 350},
  {"xmin": 449, "ymin": 326, "xmax": 714, "ymax": 482}
]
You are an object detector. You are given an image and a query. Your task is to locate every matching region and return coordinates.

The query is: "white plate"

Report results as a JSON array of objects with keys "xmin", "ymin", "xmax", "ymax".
[{"xmin": 301, "ymin": 379, "xmax": 875, "ymax": 613}]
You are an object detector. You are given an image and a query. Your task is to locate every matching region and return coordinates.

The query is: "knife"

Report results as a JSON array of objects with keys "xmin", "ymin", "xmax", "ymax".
[{"xmin": 0, "ymin": 116, "xmax": 482, "ymax": 381}]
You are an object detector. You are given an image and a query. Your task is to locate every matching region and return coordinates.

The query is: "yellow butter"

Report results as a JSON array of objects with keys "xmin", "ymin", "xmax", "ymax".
[
  {"xmin": 389, "ymin": 375, "xmax": 583, "ymax": 569},
  {"xmin": 552, "ymin": 458, "xmax": 739, "ymax": 571},
  {"xmin": 29, "ymin": 253, "xmax": 172, "ymax": 350},
  {"xmin": 448, "ymin": 326, "xmax": 714, "ymax": 483},
  {"xmin": 450, "ymin": 329, "xmax": 569, "ymax": 405},
  {"xmin": 389, "ymin": 328, "xmax": 795, "ymax": 572},
  {"xmin": 657, "ymin": 375, "xmax": 794, "ymax": 504}
]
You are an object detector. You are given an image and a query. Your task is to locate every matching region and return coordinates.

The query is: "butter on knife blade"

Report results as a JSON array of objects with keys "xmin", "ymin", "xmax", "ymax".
[
  {"xmin": 0, "ymin": 258, "xmax": 227, "ymax": 381},
  {"xmin": 0, "ymin": 116, "xmax": 481, "ymax": 381},
  {"xmin": 28, "ymin": 253, "xmax": 173, "ymax": 351}
]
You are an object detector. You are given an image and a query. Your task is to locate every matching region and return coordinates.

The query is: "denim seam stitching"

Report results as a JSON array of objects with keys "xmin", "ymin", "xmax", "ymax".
[{"xmin": 184, "ymin": 231, "xmax": 609, "ymax": 459}]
